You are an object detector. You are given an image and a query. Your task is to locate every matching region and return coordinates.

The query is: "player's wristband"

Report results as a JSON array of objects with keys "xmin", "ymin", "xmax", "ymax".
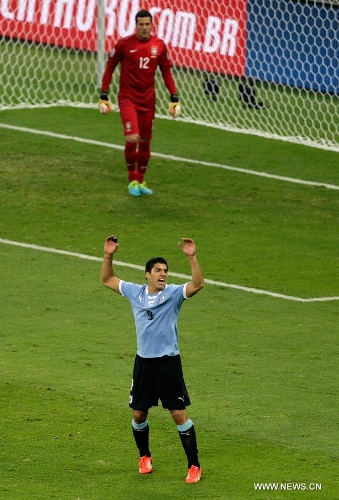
[
  {"xmin": 100, "ymin": 92, "xmax": 109, "ymax": 101},
  {"xmin": 170, "ymin": 93, "xmax": 179, "ymax": 103}
]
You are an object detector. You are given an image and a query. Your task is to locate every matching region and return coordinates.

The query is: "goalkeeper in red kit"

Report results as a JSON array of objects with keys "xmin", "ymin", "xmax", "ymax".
[{"xmin": 99, "ymin": 9, "xmax": 180, "ymax": 197}]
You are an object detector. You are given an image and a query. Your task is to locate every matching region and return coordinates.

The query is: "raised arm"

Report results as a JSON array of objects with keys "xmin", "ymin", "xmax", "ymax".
[
  {"xmin": 178, "ymin": 238, "xmax": 204, "ymax": 298},
  {"xmin": 101, "ymin": 235, "xmax": 121, "ymax": 294}
]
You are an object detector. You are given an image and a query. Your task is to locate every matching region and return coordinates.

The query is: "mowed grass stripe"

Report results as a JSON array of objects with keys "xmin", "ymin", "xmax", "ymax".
[
  {"xmin": 1, "ymin": 238, "xmax": 338, "ymax": 303},
  {"xmin": 1, "ymin": 122, "xmax": 339, "ymax": 191}
]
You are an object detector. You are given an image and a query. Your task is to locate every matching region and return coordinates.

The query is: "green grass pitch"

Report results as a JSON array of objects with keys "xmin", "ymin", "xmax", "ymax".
[{"xmin": 0, "ymin": 107, "xmax": 338, "ymax": 499}]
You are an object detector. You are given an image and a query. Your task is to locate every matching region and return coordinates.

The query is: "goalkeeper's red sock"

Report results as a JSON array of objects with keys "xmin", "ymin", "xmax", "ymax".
[
  {"xmin": 136, "ymin": 140, "xmax": 150, "ymax": 183},
  {"xmin": 125, "ymin": 141, "xmax": 137, "ymax": 181}
]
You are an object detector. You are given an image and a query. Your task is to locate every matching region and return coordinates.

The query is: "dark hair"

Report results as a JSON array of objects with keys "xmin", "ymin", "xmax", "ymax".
[
  {"xmin": 145, "ymin": 257, "xmax": 168, "ymax": 274},
  {"xmin": 135, "ymin": 9, "xmax": 152, "ymax": 23}
]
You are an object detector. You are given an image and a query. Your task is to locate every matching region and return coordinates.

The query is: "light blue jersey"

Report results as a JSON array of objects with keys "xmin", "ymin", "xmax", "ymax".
[{"xmin": 119, "ymin": 281, "xmax": 189, "ymax": 358}]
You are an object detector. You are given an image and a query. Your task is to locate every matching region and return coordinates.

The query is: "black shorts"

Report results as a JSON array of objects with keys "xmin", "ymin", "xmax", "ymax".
[{"xmin": 129, "ymin": 354, "xmax": 191, "ymax": 410}]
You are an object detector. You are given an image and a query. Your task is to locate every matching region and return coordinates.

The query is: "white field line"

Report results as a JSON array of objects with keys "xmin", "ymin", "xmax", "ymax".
[
  {"xmin": 1, "ymin": 104, "xmax": 339, "ymax": 153},
  {"xmin": 1, "ymin": 123, "xmax": 339, "ymax": 190},
  {"xmin": 1, "ymin": 238, "xmax": 338, "ymax": 303}
]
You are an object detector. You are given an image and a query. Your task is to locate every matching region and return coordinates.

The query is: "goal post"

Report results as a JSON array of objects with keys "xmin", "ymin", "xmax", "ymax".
[
  {"xmin": 0, "ymin": 0, "xmax": 338, "ymax": 152},
  {"xmin": 96, "ymin": 0, "xmax": 106, "ymax": 88}
]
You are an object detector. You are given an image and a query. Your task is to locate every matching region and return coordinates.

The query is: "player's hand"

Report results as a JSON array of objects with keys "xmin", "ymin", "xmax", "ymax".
[
  {"xmin": 178, "ymin": 238, "xmax": 196, "ymax": 256},
  {"xmin": 104, "ymin": 235, "xmax": 119, "ymax": 254},
  {"xmin": 99, "ymin": 92, "xmax": 112, "ymax": 114},
  {"xmin": 169, "ymin": 93, "xmax": 181, "ymax": 118},
  {"xmin": 99, "ymin": 99, "xmax": 112, "ymax": 114},
  {"xmin": 169, "ymin": 102, "xmax": 181, "ymax": 118}
]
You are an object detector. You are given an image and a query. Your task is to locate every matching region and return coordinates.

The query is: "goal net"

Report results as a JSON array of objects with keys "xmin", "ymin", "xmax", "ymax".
[{"xmin": 1, "ymin": 0, "xmax": 338, "ymax": 151}]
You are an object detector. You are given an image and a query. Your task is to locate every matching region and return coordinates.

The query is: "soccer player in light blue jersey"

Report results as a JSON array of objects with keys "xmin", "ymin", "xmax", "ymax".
[{"xmin": 101, "ymin": 235, "xmax": 204, "ymax": 483}]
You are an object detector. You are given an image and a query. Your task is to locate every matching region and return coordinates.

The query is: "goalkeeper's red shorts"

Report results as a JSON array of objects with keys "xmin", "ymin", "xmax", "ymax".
[{"xmin": 119, "ymin": 97, "xmax": 155, "ymax": 140}]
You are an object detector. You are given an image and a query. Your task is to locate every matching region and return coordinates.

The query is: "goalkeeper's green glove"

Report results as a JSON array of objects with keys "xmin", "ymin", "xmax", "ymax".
[
  {"xmin": 99, "ymin": 92, "xmax": 112, "ymax": 114},
  {"xmin": 169, "ymin": 93, "xmax": 181, "ymax": 118}
]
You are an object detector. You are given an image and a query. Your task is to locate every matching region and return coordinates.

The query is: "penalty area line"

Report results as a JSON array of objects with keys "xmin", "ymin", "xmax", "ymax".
[{"xmin": 1, "ymin": 238, "xmax": 338, "ymax": 303}]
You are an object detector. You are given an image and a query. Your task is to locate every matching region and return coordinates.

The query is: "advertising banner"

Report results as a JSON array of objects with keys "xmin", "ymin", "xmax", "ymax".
[
  {"xmin": 0, "ymin": 0, "xmax": 247, "ymax": 76},
  {"xmin": 246, "ymin": 0, "xmax": 339, "ymax": 94}
]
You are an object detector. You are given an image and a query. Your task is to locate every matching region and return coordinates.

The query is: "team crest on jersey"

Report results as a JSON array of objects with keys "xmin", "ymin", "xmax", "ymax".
[
  {"xmin": 151, "ymin": 46, "xmax": 158, "ymax": 57},
  {"xmin": 109, "ymin": 49, "xmax": 116, "ymax": 57}
]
